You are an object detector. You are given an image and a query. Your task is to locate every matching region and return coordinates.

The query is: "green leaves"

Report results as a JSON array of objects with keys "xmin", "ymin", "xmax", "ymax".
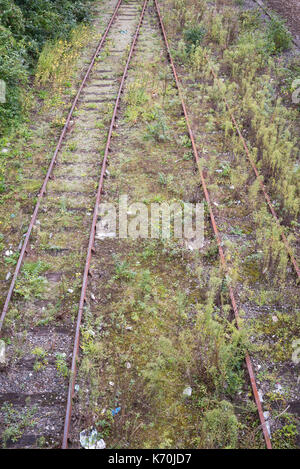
[{"xmin": 0, "ymin": 0, "xmax": 93, "ymax": 135}]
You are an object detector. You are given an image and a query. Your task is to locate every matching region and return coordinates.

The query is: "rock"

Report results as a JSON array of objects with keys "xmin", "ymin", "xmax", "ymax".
[
  {"xmin": 183, "ymin": 386, "xmax": 192, "ymax": 397},
  {"xmin": 80, "ymin": 428, "xmax": 106, "ymax": 449}
]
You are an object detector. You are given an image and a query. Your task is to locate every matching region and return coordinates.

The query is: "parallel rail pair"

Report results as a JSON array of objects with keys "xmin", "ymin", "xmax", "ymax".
[{"xmin": 2, "ymin": 0, "xmax": 299, "ymax": 449}]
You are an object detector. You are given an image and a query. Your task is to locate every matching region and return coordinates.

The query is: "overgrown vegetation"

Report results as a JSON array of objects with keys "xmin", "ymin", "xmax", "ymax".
[
  {"xmin": 1, "ymin": 402, "xmax": 37, "ymax": 447},
  {"xmin": 161, "ymin": 0, "xmax": 299, "ymax": 449},
  {"xmin": 165, "ymin": 0, "xmax": 299, "ymax": 280},
  {"xmin": 0, "ymin": 0, "xmax": 94, "ymax": 133}
]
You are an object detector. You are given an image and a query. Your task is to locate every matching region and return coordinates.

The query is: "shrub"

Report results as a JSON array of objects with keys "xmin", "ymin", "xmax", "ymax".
[
  {"xmin": 266, "ymin": 15, "xmax": 292, "ymax": 53},
  {"xmin": 183, "ymin": 25, "xmax": 206, "ymax": 51},
  {"xmin": 0, "ymin": 0, "xmax": 94, "ymax": 135},
  {"xmin": 201, "ymin": 401, "xmax": 239, "ymax": 449}
]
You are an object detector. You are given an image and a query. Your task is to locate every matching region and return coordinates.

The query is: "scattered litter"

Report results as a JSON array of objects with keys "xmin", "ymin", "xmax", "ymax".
[
  {"xmin": 67, "ymin": 288, "xmax": 74, "ymax": 294},
  {"xmin": 5, "ymin": 272, "xmax": 11, "ymax": 281},
  {"xmin": 275, "ymin": 383, "xmax": 283, "ymax": 394},
  {"xmin": 111, "ymin": 407, "xmax": 121, "ymax": 417},
  {"xmin": 5, "ymin": 250, "xmax": 13, "ymax": 256},
  {"xmin": 119, "ymin": 30, "xmax": 128, "ymax": 34},
  {"xmin": 0, "ymin": 340, "xmax": 6, "ymax": 365},
  {"xmin": 185, "ymin": 240, "xmax": 195, "ymax": 251},
  {"xmin": 75, "ymin": 384, "xmax": 80, "ymax": 392},
  {"xmin": 258, "ymin": 389, "xmax": 264, "ymax": 402},
  {"xmin": 125, "ymin": 362, "xmax": 131, "ymax": 369},
  {"xmin": 91, "ymin": 293, "xmax": 96, "ymax": 301},
  {"xmin": 183, "ymin": 386, "xmax": 192, "ymax": 397},
  {"xmin": 263, "ymin": 411, "xmax": 271, "ymax": 438},
  {"xmin": 1, "ymin": 148, "xmax": 9, "ymax": 154},
  {"xmin": 272, "ymin": 315, "xmax": 278, "ymax": 323},
  {"xmin": 230, "ymin": 185, "xmax": 235, "ymax": 190},
  {"xmin": 109, "ymin": 381, "xmax": 114, "ymax": 387},
  {"xmin": 80, "ymin": 428, "xmax": 106, "ymax": 449},
  {"xmin": 213, "ymin": 202, "xmax": 219, "ymax": 207},
  {"xmin": 125, "ymin": 326, "xmax": 133, "ymax": 331}
]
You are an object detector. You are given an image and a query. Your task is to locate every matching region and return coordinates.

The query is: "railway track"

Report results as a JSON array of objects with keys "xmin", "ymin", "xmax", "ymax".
[
  {"xmin": 62, "ymin": 0, "xmax": 272, "ymax": 449},
  {"xmin": 0, "ymin": 0, "xmax": 146, "ymax": 448},
  {"xmin": 0, "ymin": 0, "xmax": 298, "ymax": 449}
]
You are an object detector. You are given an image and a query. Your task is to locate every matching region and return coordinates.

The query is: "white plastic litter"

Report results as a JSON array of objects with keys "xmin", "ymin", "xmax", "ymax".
[
  {"xmin": 258, "ymin": 389, "xmax": 264, "ymax": 402},
  {"xmin": 263, "ymin": 411, "xmax": 271, "ymax": 438},
  {"xmin": 183, "ymin": 386, "xmax": 192, "ymax": 397},
  {"xmin": 0, "ymin": 340, "xmax": 6, "ymax": 365},
  {"xmin": 80, "ymin": 428, "xmax": 106, "ymax": 449}
]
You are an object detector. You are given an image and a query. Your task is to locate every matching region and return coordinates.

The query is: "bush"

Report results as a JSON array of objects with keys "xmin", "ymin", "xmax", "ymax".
[
  {"xmin": 266, "ymin": 15, "xmax": 292, "ymax": 53},
  {"xmin": 0, "ymin": 0, "xmax": 94, "ymax": 134},
  {"xmin": 183, "ymin": 25, "xmax": 206, "ymax": 51},
  {"xmin": 201, "ymin": 401, "xmax": 239, "ymax": 449},
  {"xmin": 0, "ymin": 25, "xmax": 28, "ymax": 132}
]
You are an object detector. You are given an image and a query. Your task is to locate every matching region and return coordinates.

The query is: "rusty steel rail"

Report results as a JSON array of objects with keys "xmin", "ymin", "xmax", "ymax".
[
  {"xmin": 0, "ymin": 0, "xmax": 124, "ymax": 333},
  {"xmin": 154, "ymin": 0, "xmax": 272, "ymax": 449},
  {"xmin": 61, "ymin": 0, "xmax": 149, "ymax": 449},
  {"xmin": 206, "ymin": 58, "xmax": 300, "ymax": 280}
]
